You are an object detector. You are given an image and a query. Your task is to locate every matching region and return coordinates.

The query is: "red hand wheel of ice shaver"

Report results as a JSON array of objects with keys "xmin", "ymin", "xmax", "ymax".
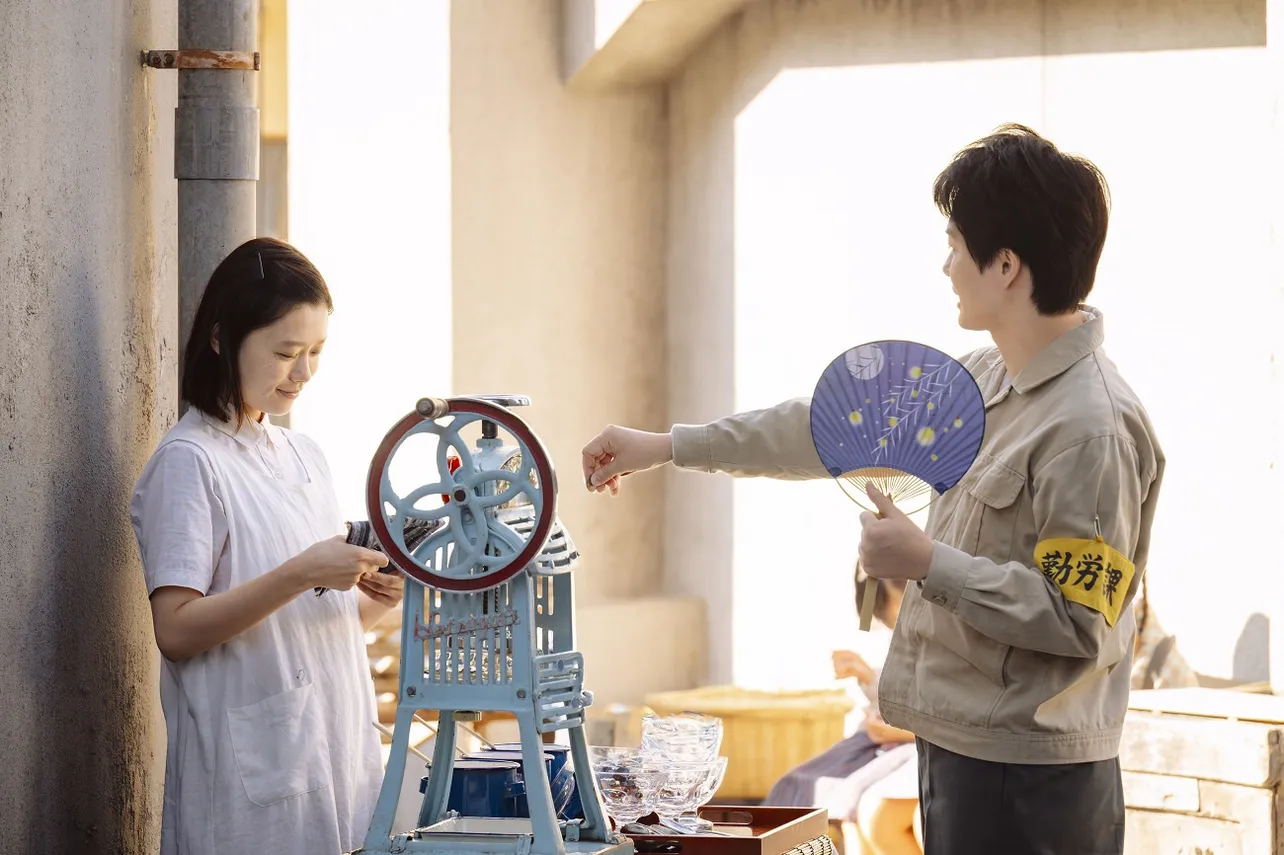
[{"xmin": 365, "ymin": 396, "xmax": 558, "ymax": 592}]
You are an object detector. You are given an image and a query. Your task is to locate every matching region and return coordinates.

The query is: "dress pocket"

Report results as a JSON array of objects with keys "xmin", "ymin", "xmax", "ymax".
[{"xmin": 227, "ymin": 681, "xmax": 332, "ymax": 806}]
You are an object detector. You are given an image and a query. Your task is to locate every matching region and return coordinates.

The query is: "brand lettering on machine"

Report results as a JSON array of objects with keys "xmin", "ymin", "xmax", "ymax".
[{"xmin": 414, "ymin": 609, "xmax": 520, "ymax": 639}]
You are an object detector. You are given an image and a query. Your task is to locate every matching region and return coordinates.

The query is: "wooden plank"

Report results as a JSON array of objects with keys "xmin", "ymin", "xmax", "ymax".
[
  {"xmin": 1124, "ymin": 810, "xmax": 1242, "ymax": 855},
  {"xmin": 1124, "ymin": 774, "xmax": 1278, "ymax": 853},
  {"xmin": 1197, "ymin": 781, "xmax": 1276, "ymax": 855},
  {"xmin": 1123, "ymin": 771, "xmax": 1200, "ymax": 812},
  {"xmin": 1129, "ymin": 688, "xmax": 1284, "ymax": 725},
  {"xmin": 1195, "ymin": 779, "xmax": 1274, "ymax": 821},
  {"xmin": 1121, "ymin": 711, "xmax": 1282, "ymax": 787}
]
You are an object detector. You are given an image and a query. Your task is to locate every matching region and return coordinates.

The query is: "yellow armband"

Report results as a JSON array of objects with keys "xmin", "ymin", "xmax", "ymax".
[{"xmin": 1034, "ymin": 537, "xmax": 1135, "ymax": 626}]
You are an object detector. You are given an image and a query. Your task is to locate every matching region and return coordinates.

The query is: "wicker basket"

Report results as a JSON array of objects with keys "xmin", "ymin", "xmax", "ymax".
[{"xmin": 643, "ymin": 685, "xmax": 854, "ymax": 800}]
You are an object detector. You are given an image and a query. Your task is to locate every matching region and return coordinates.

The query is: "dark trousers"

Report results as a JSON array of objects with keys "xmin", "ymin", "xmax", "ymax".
[{"xmin": 916, "ymin": 738, "xmax": 1125, "ymax": 855}]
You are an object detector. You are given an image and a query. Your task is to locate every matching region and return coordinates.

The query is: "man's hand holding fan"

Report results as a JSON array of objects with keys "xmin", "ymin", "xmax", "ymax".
[{"xmin": 810, "ymin": 340, "xmax": 986, "ymax": 629}]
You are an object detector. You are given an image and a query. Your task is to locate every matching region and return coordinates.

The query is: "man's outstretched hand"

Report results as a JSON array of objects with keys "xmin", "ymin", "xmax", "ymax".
[
  {"xmin": 581, "ymin": 425, "xmax": 674, "ymax": 496},
  {"xmin": 858, "ymin": 483, "xmax": 934, "ymax": 581}
]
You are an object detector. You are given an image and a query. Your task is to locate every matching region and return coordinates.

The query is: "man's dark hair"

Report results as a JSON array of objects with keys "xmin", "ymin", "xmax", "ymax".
[
  {"xmin": 181, "ymin": 237, "xmax": 333, "ymax": 427},
  {"xmin": 932, "ymin": 124, "xmax": 1110, "ymax": 315}
]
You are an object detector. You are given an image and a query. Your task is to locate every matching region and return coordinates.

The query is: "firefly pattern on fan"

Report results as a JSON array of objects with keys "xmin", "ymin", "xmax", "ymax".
[{"xmin": 810, "ymin": 340, "xmax": 987, "ymax": 496}]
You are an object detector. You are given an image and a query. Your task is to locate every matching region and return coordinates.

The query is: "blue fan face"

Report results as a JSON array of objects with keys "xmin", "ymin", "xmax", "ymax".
[{"xmin": 809, "ymin": 340, "xmax": 986, "ymax": 495}]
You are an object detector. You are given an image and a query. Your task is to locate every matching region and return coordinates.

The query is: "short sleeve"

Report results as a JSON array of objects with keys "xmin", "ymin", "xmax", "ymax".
[{"xmin": 129, "ymin": 441, "xmax": 229, "ymax": 596}]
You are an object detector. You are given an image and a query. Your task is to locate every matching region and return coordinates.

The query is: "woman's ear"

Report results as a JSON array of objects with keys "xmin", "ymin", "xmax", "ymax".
[{"xmin": 210, "ymin": 324, "xmax": 220, "ymax": 355}]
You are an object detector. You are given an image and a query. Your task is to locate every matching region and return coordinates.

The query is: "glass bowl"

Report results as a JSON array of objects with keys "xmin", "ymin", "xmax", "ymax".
[
  {"xmin": 588, "ymin": 746, "xmax": 667, "ymax": 827},
  {"xmin": 640, "ymin": 713, "xmax": 723, "ymax": 764},
  {"xmin": 679, "ymin": 756, "xmax": 728, "ymax": 831}
]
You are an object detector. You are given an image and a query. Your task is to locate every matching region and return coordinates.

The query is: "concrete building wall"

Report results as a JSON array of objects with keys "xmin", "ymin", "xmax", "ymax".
[
  {"xmin": 289, "ymin": 1, "xmax": 702, "ymax": 708},
  {"xmin": 450, "ymin": 0, "xmax": 669, "ymax": 606},
  {"xmin": 666, "ymin": 0, "xmax": 1282, "ymax": 688},
  {"xmin": 0, "ymin": 1, "xmax": 175, "ymax": 850}
]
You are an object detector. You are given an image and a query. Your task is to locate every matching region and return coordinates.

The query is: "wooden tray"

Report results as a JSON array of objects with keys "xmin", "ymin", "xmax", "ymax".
[{"xmin": 623, "ymin": 806, "xmax": 829, "ymax": 855}]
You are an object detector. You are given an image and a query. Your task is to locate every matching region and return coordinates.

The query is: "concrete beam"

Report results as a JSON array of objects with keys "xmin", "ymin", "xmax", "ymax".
[{"xmin": 562, "ymin": 0, "xmax": 755, "ymax": 91}]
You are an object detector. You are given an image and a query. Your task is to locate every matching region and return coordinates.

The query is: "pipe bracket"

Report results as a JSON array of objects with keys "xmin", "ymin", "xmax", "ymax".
[{"xmin": 142, "ymin": 50, "xmax": 260, "ymax": 70}]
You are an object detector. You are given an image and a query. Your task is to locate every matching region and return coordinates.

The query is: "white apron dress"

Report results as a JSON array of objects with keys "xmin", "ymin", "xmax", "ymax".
[{"xmin": 130, "ymin": 408, "xmax": 383, "ymax": 855}]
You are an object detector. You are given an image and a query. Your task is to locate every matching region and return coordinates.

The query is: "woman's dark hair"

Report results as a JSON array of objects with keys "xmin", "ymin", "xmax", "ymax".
[
  {"xmin": 181, "ymin": 237, "xmax": 332, "ymax": 427},
  {"xmin": 932, "ymin": 124, "xmax": 1111, "ymax": 316}
]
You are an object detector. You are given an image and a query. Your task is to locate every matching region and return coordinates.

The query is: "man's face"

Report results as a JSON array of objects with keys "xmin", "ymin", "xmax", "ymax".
[{"xmin": 942, "ymin": 221, "xmax": 1007, "ymax": 332}]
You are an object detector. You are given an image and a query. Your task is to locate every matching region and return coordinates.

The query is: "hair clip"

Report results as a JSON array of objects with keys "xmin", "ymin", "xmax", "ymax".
[{"xmin": 257, "ymin": 252, "xmax": 266, "ymax": 280}]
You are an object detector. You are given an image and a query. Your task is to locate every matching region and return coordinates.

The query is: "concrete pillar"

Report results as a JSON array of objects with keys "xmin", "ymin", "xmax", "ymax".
[
  {"xmin": 450, "ymin": 0, "xmax": 668, "ymax": 604},
  {"xmin": 0, "ymin": 1, "xmax": 176, "ymax": 851},
  {"xmin": 1267, "ymin": 0, "xmax": 1284, "ymax": 694}
]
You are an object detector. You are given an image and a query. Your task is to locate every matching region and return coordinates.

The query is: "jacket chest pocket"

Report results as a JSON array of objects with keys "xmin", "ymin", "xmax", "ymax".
[{"xmin": 954, "ymin": 455, "xmax": 1026, "ymax": 562}]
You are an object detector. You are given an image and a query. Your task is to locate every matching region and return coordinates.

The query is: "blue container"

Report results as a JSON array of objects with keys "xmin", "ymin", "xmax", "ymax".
[
  {"xmin": 483, "ymin": 744, "xmax": 582, "ymax": 820},
  {"xmin": 463, "ymin": 751, "xmax": 558, "ymax": 819},
  {"xmin": 419, "ymin": 759, "xmax": 523, "ymax": 818}
]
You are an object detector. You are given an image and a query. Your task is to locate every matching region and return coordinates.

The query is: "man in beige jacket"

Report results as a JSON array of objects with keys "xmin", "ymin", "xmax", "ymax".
[{"xmin": 581, "ymin": 125, "xmax": 1163, "ymax": 855}]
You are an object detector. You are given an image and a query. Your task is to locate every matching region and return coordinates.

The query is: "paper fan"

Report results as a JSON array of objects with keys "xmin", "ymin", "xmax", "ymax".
[
  {"xmin": 810, "ymin": 340, "xmax": 986, "ymax": 514},
  {"xmin": 811, "ymin": 340, "xmax": 985, "ymax": 630}
]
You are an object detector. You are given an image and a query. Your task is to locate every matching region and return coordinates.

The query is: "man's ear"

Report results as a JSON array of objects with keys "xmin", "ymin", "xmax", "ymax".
[
  {"xmin": 997, "ymin": 249, "xmax": 1022, "ymax": 288},
  {"xmin": 210, "ymin": 324, "xmax": 220, "ymax": 355}
]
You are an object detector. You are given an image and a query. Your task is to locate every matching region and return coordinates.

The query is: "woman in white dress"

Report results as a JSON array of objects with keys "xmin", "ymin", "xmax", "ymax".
[{"xmin": 130, "ymin": 237, "xmax": 404, "ymax": 855}]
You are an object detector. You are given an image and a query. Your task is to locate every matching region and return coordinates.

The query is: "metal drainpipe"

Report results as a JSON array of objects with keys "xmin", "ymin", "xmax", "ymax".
[{"xmin": 173, "ymin": 0, "xmax": 260, "ymax": 400}]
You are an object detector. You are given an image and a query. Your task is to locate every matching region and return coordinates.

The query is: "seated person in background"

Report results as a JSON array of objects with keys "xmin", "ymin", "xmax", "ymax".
[
  {"xmin": 765, "ymin": 572, "xmax": 919, "ymax": 855},
  {"xmin": 1131, "ymin": 575, "xmax": 1198, "ymax": 690},
  {"xmin": 853, "ymin": 714, "xmax": 921, "ymax": 855}
]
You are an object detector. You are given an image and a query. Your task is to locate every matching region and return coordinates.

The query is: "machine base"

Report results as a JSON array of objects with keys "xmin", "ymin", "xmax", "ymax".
[{"xmin": 351, "ymin": 817, "xmax": 636, "ymax": 855}]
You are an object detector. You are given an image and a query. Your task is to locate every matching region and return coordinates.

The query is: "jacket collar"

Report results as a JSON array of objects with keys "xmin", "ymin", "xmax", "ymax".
[
  {"xmin": 1013, "ymin": 305, "xmax": 1104, "ymax": 394},
  {"xmin": 977, "ymin": 306, "xmax": 1104, "ymax": 406}
]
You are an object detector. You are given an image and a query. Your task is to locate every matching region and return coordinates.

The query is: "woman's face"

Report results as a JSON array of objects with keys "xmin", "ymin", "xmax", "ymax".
[{"xmin": 235, "ymin": 302, "xmax": 329, "ymax": 421}]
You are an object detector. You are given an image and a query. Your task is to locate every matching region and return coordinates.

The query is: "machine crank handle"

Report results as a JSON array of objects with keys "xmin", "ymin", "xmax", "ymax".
[{"xmin": 416, "ymin": 397, "xmax": 451, "ymax": 418}]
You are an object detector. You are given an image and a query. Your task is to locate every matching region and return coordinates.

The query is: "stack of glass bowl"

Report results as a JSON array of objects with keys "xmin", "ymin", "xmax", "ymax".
[{"xmin": 588, "ymin": 713, "xmax": 729, "ymax": 834}]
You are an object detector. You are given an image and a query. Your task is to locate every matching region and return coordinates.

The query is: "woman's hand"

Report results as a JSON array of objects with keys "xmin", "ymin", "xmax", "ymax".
[
  {"xmin": 358, "ymin": 570, "xmax": 404, "ymax": 608},
  {"xmin": 358, "ymin": 569, "xmax": 404, "ymax": 630},
  {"xmin": 832, "ymin": 649, "xmax": 876, "ymax": 684},
  {"xmin": 581, "ymin": 425, "xmax": 674, "ymax": 496},
  {"xmin": 298, "ymin": 535, "xmax": 387, "ymax": 592}
]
